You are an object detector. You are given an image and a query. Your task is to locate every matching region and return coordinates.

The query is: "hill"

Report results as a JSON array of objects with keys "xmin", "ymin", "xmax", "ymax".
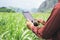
[{"xmin": 38, "ymin": 0, "xmax": 58, "ymax": 12}]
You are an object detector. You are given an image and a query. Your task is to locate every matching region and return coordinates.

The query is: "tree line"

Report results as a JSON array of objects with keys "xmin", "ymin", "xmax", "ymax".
[{"xmin": 0, "ymin": 7, "xmax": 15, "ymax": 12}]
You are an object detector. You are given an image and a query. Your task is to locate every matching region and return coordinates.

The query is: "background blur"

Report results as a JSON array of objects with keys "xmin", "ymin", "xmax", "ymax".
[
  {"xmin": 0, "ymin": 0, "xmax": 58, "ymax": 13},
  {"xmin": 0, "ymin": 0, "xmax": 58, "ymax": 40}
]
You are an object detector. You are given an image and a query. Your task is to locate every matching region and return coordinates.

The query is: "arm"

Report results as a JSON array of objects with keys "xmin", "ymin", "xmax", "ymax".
[{"xmin": 26, "ymin": 8, "xmax": 60, "ymax": 39}]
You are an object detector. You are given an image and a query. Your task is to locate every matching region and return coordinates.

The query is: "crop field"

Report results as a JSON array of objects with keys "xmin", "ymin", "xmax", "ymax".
[{"xmin": 0, "ymin": 12, "xmax": 50, "ymax": 40}]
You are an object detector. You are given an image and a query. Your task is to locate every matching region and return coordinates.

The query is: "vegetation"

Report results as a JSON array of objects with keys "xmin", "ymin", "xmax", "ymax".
[
  {"xmin": 0, "ymin": 12, "xmax": 50, "ymax": 40},
  {"xmin": 0, "ymin": 7, "xmax": 15, "ymax": 12}
]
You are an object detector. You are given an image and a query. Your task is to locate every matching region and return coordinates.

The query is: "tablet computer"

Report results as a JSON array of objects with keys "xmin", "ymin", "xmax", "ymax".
[
  {"xmin": 22, "ymin": 11, "xmax": 34, "ymax": 21},
  {"xmin": 22, "ymin": 11, "xmax": 39, "ymax": 26}
]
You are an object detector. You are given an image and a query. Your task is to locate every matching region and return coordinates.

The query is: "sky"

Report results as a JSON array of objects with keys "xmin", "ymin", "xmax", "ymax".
[{"xmin": 0, "ymin": 0, "xmax": 45, "ymax": 10}]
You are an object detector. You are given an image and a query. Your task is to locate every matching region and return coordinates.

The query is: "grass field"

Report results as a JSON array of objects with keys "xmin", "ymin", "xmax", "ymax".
[{"xmin": 0, "ymin": 12, "xmax": 50, "ymax": 40}]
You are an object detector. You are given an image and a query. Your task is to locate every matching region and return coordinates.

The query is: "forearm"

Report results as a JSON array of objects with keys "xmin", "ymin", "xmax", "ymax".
[
  {"xmin": 31, "ymin": 26, "xmax": 43, "ymax": 38},
  {"xmin": 31, "ymin": 25, "xmax": 47, "ymax": 38}
]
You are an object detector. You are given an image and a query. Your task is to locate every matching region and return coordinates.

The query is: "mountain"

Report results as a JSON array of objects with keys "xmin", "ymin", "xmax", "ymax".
[
  {"xmin": 31, "ymin": 8, "xmax": 38, "ymax": 13},
  {"xmin": 38, "ymin": 0, "xmax": 58, "ymax": 12}
]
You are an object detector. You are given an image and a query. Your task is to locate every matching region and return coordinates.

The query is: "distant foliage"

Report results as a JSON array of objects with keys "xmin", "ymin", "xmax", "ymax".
[{"xmin": 0, "ymin": 7, "xmax": 15, "ymax": 12}]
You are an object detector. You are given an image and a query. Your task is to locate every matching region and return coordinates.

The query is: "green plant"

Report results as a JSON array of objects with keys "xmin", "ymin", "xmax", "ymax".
[{"xmin": 0, "ymin": 12, "xmax": 50, "ymax": 40}]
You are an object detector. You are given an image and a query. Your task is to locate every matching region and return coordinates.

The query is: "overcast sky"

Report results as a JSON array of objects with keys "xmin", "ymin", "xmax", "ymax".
[{"xmin": 0, "ymin": 0, "xmax": 45, "ymax": 10}]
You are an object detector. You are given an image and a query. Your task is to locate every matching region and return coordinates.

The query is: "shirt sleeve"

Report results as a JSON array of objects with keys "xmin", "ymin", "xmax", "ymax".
[{"xmin": 31, "ymin": 8, "xmax": 60, "ymax": 39}]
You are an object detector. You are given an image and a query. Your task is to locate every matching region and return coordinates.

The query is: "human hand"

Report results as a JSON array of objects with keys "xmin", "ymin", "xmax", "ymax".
[
  {"xmin": 36, "ymin": 18, "xmax": 45, "ymax": 25},
  {"xmin": 26, "ymin": 19, "xmax": 34, "ymax": 30},
  {"xmin": 35, "ymin": 18, "xmax": 43, "ymax": 23}
]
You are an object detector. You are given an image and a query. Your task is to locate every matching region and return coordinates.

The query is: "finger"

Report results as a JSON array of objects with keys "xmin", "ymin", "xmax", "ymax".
[
  {"xmin": 26, "ymin": 19, "xmax": 30, "ymax": 22},
  {"xmin": 26, "ymin": 19, "xmax": 29, "ymax": 21},
  {"xmin": 27, "ymin": 19, "xmax": 31, "ymax": 21}
]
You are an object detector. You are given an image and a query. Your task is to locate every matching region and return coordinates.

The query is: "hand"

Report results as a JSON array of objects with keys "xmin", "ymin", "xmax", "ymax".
[
  {"xmin": 26, "ymin": 19, "xmax": 34, "ymax": 30},
  {"xmin": 36, "ymin": 18, "xmax": 43, "ymax": 23},
  {"xmin": 36, "ymin": 18, "xmax": 45, "ymax": 25}
]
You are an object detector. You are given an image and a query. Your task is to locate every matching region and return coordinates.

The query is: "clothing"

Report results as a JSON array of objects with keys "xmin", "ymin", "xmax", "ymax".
[
  {"xmin": 58, "ymin": 0, "xmax": 60, "ymax": 2},
  {"xmin": 31, "ymin": 1, "xmax": 60, "ymax": 40}
]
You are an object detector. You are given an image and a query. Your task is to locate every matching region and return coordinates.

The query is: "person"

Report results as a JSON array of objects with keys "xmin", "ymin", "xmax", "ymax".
[{"xmin": 26, "ymin": 0, "xmax": 60, "ymax": 40}]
